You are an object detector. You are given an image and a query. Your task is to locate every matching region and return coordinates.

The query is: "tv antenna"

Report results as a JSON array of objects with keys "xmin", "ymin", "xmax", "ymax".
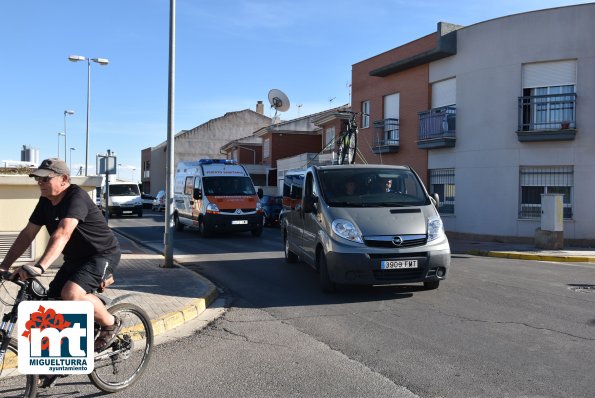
[{"xmin": 268, "ymin": 89, "xmax": 290, "ymax": 122}]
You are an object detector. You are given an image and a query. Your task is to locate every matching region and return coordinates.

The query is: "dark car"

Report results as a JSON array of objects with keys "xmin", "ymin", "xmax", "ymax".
[{"xmin": 260, "ymin": 195, "xmax": 282, "ymax": 227}]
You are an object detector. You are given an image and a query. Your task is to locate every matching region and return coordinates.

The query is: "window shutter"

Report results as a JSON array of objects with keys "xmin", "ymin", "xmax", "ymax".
[
  {"xmin": 432, "ymin": 78, "xmax": 456, "ymax": 108},
  {"xmin": 522, "ymin": 60, "xmax": 577, "ymax": 88}
]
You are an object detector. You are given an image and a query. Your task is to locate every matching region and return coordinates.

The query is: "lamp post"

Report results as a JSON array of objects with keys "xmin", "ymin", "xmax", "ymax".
[
  {"xmin": 132, "ymin": 168, "xmax": 136, "ymax": 183},
  {"xmin": 63, "ymin": 110, "xmax": 74, "ymax": 161},
  {"xmin": 57, "ymin": 132, "xmax": 65, "ymax": 159},
  {"xmin": 68, "ymin": 55, "xmax": 109, "ymax": 176},
  {"xmin": 117, "ymin": 163, "xmax": 122, "ymax": 180},
  {"xmin": 69, "ymin": 147, "xmax": 76, "ymax": 171}
]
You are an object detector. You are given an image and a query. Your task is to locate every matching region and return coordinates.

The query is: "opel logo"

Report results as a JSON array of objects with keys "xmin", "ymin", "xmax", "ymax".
[{"xmin": 392, "ymin": 236, "xmax": 403, "ymax": 246}]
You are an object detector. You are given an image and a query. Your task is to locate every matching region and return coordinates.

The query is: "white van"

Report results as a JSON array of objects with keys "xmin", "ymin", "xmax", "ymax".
[
  {"xmin": 281, "ymin": 164, "xmax": 451, "ymax": 292},
  {"xmin": 173, "ymin": 159, "xmax": 263, "ymax": 237},
  {"xmin": 100, "ymin": 181, "xmax": 143, "ymax": 217}
]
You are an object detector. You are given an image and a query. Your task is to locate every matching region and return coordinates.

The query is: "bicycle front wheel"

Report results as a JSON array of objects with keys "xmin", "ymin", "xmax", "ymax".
[
  {"xmin": 346, "ymin": 131, "xmax": 357, "ymax": 164},
  {"xmin": 337, "ymin": 134, "xmax": 347, "ymax": 165},
  {"xmin": 89, "ymin": 303, "xmax": 153, "ymax": 393},
  {"xmin": 0, "ymin": 339, "xmax": 38, "ymax": 398}
]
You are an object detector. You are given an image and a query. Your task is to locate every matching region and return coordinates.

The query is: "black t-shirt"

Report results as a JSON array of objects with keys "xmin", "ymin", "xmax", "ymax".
[{"xmin": 29, "ymin": 184, "xmax": 120, "ymax": 261}]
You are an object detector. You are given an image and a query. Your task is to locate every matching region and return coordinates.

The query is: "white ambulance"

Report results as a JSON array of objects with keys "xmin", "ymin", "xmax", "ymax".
[{"xmin": 173, "ymin": 159, "xmax": 264, "ymax": 237}]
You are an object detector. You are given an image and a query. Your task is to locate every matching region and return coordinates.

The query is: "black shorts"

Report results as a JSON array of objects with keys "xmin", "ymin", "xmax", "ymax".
[{"xmin": 48, "ymin": 252, "xmax": 121, "ymax": 298}]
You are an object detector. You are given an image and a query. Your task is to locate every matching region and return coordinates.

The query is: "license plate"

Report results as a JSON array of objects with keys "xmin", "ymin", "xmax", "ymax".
[
  {"xmin": 123, "ymin": 211, "xmax": 132, "ymax": 214},
  {"xmin": 381, "ymin": 260, "xmax": 418, "ymax": 269},
  {"xmin": 232, "ymin": 220, "xmax": 248, "ymax": 225}
]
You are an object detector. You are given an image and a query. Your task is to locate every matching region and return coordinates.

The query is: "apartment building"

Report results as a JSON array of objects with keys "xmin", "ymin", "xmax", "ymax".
[{"xmin": 351, "ymin": 3, "xmax": 595, "ymax": 242}]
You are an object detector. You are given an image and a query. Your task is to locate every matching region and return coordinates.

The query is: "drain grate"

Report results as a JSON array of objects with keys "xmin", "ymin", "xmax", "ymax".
[{"xmin": 568, "ymin": 284, "xmax": 595, "ymax": 293}]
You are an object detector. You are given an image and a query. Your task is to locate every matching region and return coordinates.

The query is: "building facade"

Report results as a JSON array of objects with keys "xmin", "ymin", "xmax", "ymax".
[{"xmin": 427, "ymin": 3, "xmax": 595, "ymax": 242}]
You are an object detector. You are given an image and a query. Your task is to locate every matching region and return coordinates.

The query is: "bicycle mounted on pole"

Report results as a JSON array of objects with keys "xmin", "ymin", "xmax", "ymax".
[
  {"xmin": 336, "ymin": 111, "xmax": 365, "ymax": 165},
  {"xmin": 0, "ymin": 271, "xmax": 153, "ymax": 397}
]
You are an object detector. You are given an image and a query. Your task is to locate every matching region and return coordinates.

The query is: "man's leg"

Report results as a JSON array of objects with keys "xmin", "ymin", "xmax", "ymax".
[{"xmin": 61, "ymin": 281, "xmax": 115, "ymax": 327}]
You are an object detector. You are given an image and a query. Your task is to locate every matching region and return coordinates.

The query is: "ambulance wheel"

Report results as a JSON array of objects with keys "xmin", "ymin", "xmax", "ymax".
[{"xmin": 198, "ymin": 221, "xmax": 210, "ymax": 238}]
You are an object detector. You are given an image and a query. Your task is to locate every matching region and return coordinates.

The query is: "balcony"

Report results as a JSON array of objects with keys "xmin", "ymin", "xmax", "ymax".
[
  {"xmin": 417, "ymin": 106, "xmax": 456, "ymax": 149},
  {"xmin": 517, "ymin": 93, "xmax": 577, "ymax": 142},
  {"xmin": 372, "ymin": 118, "xmax": 400, "ymax": 154}
]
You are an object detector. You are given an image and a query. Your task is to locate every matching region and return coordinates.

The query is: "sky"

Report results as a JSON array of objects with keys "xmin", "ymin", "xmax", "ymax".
[{"xmin": 0, "ymin": 0, "xmax": 591, "ymax": 183}]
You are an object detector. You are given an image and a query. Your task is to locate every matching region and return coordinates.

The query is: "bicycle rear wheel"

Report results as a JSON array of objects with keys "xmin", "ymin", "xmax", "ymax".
[
  {"xmin": 346, "ymin": 130, "xmax": 357, "ymax": 164},
  {"xmin": 0, "ymin": 340, "xmax": 38, "ymax": 398},
  {"xmin": 89, "ymin": 303, "xmax": 153, "ymax": 393}
]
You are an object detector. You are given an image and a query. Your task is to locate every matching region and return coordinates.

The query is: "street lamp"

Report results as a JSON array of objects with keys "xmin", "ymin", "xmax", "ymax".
[
  {"xmin": 132, "ymin": 168, "xmax": 136, "ymax": 183},
  {"xmin": 57, "ymin": 132, "xmax": 65, "ymax": 159},
  {"xmin": 117, "ymin": 163, "xmax": 122, "ymax": 180},
  {"xmin": 69, "ymin": 147, "xmax": 76, "ymax": 171},
  {"xmin": 68, "ymin": 55, "xmax": 109, "ymax": 176},
  {"xmin": 63, "ymin": 110, "xmax": 74, "ymax": 161}
]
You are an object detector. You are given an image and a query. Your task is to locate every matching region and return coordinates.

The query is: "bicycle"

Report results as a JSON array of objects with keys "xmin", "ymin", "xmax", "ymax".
[
  {"xmin": 336, "ymin": 111, "xmax": 365, "ymax": 165},
  {"xmin": 0, "ymin": 272, "xmax": 153, "ymax": 397}
]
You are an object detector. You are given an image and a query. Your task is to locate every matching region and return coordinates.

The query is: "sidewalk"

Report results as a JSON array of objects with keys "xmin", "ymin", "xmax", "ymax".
[{"xmin": 37, "ymin": 231, "xmax": 592, "ymax": 341}]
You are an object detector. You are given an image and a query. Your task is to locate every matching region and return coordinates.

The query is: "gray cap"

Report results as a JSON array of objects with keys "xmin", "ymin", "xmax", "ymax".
[{"xmin": 29, "ymin": 158, "xmax": 70, "ymax": 178}]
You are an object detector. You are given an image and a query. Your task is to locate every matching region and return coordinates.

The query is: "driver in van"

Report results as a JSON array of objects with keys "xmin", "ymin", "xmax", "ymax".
[{"xmin": 0, "ymin": 158, "xmax": 123, "ymax": 354}]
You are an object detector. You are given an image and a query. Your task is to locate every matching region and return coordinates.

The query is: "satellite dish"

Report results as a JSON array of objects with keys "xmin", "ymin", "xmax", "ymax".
[{"xmin": 268, "ymin": 89, "xmax": 290, "ymax": 113}]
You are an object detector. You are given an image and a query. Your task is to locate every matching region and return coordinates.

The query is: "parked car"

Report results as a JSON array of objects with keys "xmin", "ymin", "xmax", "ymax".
[
  {"xmin": 260, "ymin": 195, "xmax": 282, "ymax": 227},
  {"xmin": 141, "ymin": 193, "xmax": 155, "ymax": 209},
  {"xmin": 152, "ymin": 190, "xmax": 166, "ymax": 212}
]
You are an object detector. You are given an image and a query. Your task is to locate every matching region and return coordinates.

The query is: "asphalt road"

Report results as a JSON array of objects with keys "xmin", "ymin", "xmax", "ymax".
[{"xmin": 105, "ymin": 212, "xmax": 595, "ymax": 398}]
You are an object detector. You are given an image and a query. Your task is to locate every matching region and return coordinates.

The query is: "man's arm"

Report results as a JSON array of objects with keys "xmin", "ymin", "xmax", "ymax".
[
  {"xmin": 0, "ymin": 222, "xmax": 42, "ymax": 272},
  {"xmin": 34, "ymin": 217, "xmax": 79, "ymax": 273}
]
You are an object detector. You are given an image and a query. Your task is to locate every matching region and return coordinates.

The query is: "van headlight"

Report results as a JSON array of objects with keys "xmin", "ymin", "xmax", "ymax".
[
  {"xmin": 427, "ymin": 216, "xmax": 445, "ymax": 242},
  {"xmin": 332, "ymin": 219, "xmax": 363, "ymax": 243},
  {"xmin": 206, "ymin": 203, "xmax": 220, "ymax": 214}
]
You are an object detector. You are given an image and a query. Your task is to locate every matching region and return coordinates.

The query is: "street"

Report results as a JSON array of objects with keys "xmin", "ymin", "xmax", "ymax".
[{"xmin": 102, "ymin": 213, "xmax": 595, "ymax": 397}]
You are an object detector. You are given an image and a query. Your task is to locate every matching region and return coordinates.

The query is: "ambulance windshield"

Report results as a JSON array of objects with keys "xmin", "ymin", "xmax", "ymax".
[{"xmin": 203, "ymin": 177, "xmax": 256, "ymax": 196}]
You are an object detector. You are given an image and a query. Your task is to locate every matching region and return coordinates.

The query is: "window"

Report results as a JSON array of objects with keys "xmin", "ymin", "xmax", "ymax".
[
  {"xmin": 519, "ymin": 166, "xmax": 573, "ymax": 219},
  {"xmin": 429, "ymin": 169, "xmax": 455, "ymax": 214},
  {"xmin": 361, "ymin": 101, "xmax": 370, "ymax": 128},
  {"xmin": 324, "ymin": 127, "xmax": 335, "ymax": 152},
  {"xmin": 184, "ymin": 177, "xmax": 194, "ymax": 195},
  {"xmin": 383, "ymin": 93, "xmax": 399, "ymax": 144},
  {"xmin": 263, "ymin": 138, "xmax": 270, "ymax": 159},
  {"xmin": 521, "ymin": 60, "xmax": 577, "ymax": 130}
]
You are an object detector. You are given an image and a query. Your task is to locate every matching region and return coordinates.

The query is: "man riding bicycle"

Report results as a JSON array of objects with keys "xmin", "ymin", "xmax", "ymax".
[{"xmin": 0, "ymin": 158, "xmax": 122, "ymax": 353}]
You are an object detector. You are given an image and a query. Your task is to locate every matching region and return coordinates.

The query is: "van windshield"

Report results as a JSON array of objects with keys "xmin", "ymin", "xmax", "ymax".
[
  {"xmin": 109, "ymin": 184, "xmax": 140, "ymax": 196},
  {"xmin": 203, "ymin": 177, "xmax": 256, "ymax": 196},
  {"xmin": 318, "ymin": 168, "xmax": 430, "ymax": 207}
]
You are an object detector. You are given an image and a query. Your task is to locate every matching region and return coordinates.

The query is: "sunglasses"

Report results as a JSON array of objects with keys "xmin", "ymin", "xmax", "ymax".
[{"xmin": 33, "ymin": 175, "xmax": 59, "ymax": 183}]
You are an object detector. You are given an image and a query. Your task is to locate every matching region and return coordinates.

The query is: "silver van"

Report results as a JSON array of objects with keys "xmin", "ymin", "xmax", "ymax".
[{"xmin": 280, "ymin": 164, "xmax": 450, "ymax": 292}]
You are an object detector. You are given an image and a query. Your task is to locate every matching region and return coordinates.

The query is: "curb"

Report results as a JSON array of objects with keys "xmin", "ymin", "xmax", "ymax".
[
  {"xmin": 465, "ymin": 250, "xmax": 595, "ymax": 263},
  {"xmin": 150, "ymin": 277, "xmax": 219, "ymax": 336}
]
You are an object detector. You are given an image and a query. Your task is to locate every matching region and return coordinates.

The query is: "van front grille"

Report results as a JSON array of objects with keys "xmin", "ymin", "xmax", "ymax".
[
  {"xmin": 364, "ymin": 234, "xmax": 427, "ymax": 248},
  {"xmin": 219, "ymin": 208, "xmax": 256, "ymax": 214}
]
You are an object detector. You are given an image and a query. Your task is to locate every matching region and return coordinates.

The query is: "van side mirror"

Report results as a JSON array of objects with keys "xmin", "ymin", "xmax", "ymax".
[
  {"xmin": 431, "ymin": 193, "xmax": 440, "ymax": 208},
  {"xmin": 257, "ymin": 188, "xmax": 263, "ymax": 199},
  {"xmin": 303, "ymin": 195, "xmax": 318, "ymax": 213},
  {"xmin": 193, "ymin": 188, "xmax": 202, "ymax": 200}
]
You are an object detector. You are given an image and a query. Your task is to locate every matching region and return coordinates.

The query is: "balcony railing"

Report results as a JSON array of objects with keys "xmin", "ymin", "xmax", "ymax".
[
  {"xmin": 417, "ymin": 105, "xmax": 456, "ymax": 149},
  {"xmin": 372, "ymin": 118, "xmax": 400, "ymax": 154},
  {"xmin": 517, "ymin": 93, "xmax": 577, "ymax": 141}
]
